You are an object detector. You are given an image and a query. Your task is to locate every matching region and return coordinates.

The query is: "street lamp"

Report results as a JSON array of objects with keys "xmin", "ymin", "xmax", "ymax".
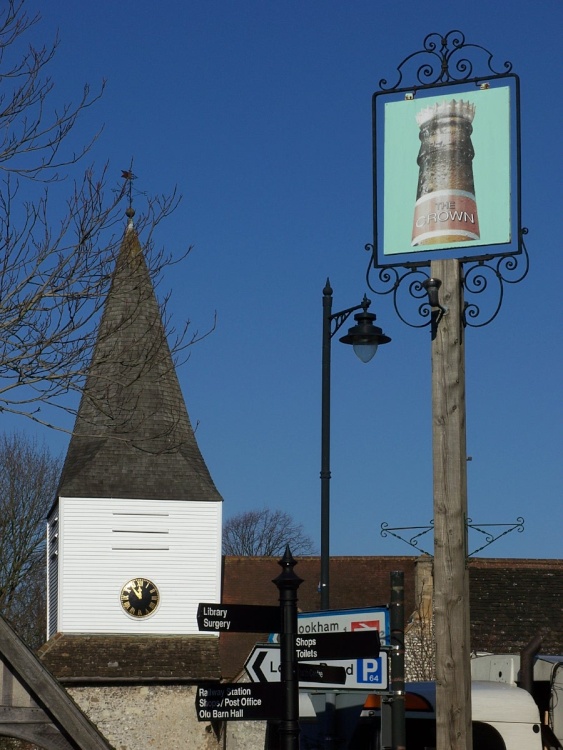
[{"xmin": 320, "ymin": 279, "xmax": 390, "ymax": 610}]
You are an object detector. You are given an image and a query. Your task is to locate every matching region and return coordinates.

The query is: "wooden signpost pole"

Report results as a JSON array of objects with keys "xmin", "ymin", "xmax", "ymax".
[{"xmin": 430, "ymin": 258, "xmax": 472, "ymax": 750}]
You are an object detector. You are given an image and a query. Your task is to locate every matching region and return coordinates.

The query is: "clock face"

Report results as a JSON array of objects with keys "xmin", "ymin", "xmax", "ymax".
[{"xmin": 120, "ymin": 577, "xmax": 160, "ymax": 618}]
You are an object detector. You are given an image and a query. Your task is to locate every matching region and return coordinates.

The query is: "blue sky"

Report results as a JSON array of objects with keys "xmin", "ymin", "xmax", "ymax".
[{"xmin": 13, "ymin": 1, "xmax": 562, "ymax": 559}]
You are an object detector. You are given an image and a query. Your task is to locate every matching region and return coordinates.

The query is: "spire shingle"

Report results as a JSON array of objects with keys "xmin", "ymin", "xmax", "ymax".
[{"xmin": 58, "ymin": 224, "xmax": 221, "ymax": 502}]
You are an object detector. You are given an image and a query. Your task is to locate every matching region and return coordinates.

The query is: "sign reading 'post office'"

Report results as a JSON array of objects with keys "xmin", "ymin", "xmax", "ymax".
[{"xmin": 196, "ymin": 683, "xmax": 282, "ymax": 722}]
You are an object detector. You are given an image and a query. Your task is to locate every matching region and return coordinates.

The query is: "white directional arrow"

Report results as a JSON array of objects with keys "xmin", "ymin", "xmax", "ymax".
[{"xmin": 244, "ymin": 644, "xmax": 279, "ymax": 683}]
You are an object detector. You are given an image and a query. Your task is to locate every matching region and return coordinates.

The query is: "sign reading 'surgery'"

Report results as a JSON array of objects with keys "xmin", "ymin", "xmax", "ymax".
[{"xmin": 197, "ymin": 603, "xmax": 280, "ymax": 633}]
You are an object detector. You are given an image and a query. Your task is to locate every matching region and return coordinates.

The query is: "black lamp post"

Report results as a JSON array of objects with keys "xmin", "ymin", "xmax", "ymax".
[{"xmin": 320, "ymin": 279, "xmax": 390, "ymax": 610}]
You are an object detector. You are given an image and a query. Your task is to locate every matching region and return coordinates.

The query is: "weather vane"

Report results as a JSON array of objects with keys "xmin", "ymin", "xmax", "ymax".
[{"xmin": 121, "ymin": 165, "xmax": 137, "ymax": 211}]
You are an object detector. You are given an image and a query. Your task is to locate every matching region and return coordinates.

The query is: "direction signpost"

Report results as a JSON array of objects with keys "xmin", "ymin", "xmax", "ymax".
[
  {"xmin": 245, "ymin": 643, "xmax": 388, "ymax": 691},
  {"xmin": 196, "ymin": 682, "xmax": 282, "ymax": 722},
  {"xmin": 197, "ymin": 602, "xmax": 279, "ymax": 633},
  {"xmin": 297, "ymin": 663, "xmax": 346, "ymax": 685},
  {"xmin": 245, "ymin": 644, "xmax": 279, "ymax": 683},
  {"xmin": 297, "ymin": 607, "xmax": 389, "ymax": 643},
  {"xmin": 295, "ymin": 630, "xmax": 379, "ymax": 661},
  {"xmin": 197, "ymin": 595, "xmax": 390, "ymax": 744}
]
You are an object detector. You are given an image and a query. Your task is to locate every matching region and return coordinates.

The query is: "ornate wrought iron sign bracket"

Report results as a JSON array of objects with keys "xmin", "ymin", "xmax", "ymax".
[
  {"xmin": 366, "ymin": 30, "xmax": 529, "ymax": 329},
  {"xmin": 380, "ymin": 517, "xmax": 525, "ymax": 558},
  {"xmin": 466, "ymin": 517, "xmax": 525, "ymax": 556},
  {"xmin": 381, "ymin": 521, "xmax": 434, "ymax": 557}
]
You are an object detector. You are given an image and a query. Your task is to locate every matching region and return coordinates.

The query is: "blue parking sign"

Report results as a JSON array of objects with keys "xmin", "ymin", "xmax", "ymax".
[{"xmin": 357, "ymin": 658, "xmax": 384, "ymax": 686}]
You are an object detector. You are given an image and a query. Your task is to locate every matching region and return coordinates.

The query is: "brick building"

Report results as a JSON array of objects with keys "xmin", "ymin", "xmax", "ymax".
[{"xmin": 220, "ymin": 554, "xmax": 563, "ymax": 681}]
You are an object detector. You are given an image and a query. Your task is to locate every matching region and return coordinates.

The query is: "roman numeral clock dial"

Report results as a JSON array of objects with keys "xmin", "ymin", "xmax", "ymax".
[{"xmin": 120, "ymin": 577, "xmax": 160, "ymax": 618}]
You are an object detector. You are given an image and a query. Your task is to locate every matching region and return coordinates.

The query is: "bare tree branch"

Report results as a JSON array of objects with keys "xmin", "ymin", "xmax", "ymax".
[
  {"xmin": 0, "ymin": 0, "xmax": 102, "ymax": 181},
  {"xmin": 223, "ymin": 509, "xmax": 316, "ymax": 557},
  {"xmin": 0, "ymin": 2, "xmax": 208, "ymax": 432},
  {"xmin": 0, "ymin": 431, "xmax": 61, "ymax": 648}
]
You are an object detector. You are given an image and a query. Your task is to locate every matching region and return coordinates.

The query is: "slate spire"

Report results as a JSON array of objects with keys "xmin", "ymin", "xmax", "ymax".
[{"xmin": 58, "ymin": 211, "xmax": 221, "ymax": 503}]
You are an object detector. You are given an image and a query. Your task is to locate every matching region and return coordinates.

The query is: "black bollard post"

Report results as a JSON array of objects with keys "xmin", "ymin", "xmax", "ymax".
[
  {"xmin": 390, "ymin": 571, "xmax": 406, "ymax": 750},
  {"xmin": 273, "ymin": 545, "xmax": 303, "ymax": 750}
]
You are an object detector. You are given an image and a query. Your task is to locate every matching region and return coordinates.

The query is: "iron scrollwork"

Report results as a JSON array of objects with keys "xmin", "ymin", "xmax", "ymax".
[
  {"xmin": 378, "ymin": 29, "xmax": 512, "ymax": 91},
  {"xmin": 466, "ymin": 517, "xmax": 525, "ymax": 556},
  {"xmin": 462, "ymin": 233, "xmax": 529, "ymax": 327},
  {"xmin": 380, "ymin": 521, "xmax": 434, "ymax": 557},
  {"xmin": 365, "ymin": 252, "xmax": 433, "ymax": 328},
  {"xmin": 381, "ymin": 517, "xmax": 525, "ymax": 557}
]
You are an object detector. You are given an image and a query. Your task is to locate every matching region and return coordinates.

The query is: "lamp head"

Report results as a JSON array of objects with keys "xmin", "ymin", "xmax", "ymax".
[{"xmin": 339, "ymin": 296, "xmax": 391, "ymax": 363}]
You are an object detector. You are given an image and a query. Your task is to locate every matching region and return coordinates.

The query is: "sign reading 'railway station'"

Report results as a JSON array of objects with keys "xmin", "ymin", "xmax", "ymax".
[{"xmin": 196, "ymin": 682, "xmax": 282, "ymax": 722}]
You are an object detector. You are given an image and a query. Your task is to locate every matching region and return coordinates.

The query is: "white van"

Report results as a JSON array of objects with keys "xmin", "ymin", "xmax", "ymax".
[
  {"xmin": 354, "ymin": 680, "xmax": 545, "ymax": 750},
  {"xmin": 471, "ymin": 653, "xmax": 563, "ymax": 747}
]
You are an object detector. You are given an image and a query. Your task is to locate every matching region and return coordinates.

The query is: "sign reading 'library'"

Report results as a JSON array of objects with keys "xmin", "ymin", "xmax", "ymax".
[{"xmin": 197, "ymin": 603, "xmax": 279, "ymax": 633}]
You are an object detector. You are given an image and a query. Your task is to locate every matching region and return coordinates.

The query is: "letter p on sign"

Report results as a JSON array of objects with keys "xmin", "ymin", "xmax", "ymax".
[{"xmin": 357, "ymin": 658, "xmax": 381, "ymax": 684}]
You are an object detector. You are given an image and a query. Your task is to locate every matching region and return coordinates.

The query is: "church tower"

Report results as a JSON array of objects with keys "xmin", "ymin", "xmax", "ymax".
[
  {"xmin": 46, "ymin": 208, "xmax": 222, "ymax": 637},
  {"xmin": 41, "ymin": 209, "xmax": 223, "ymax": 749}
]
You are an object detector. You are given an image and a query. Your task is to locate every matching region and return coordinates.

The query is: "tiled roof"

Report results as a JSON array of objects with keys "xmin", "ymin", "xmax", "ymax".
[
  {"xmin": 468, "ymin": 558, "xmax": 563, "ymax": 655},
  {"xmin": 38, "ymin": 633, "xmax": 220, "ymax": 684},
  {"xmin": 220, "ymin": 555, "xmax": 563, "ymax": 681},
  {"xmin": 57, "ymin": 224, "xmax": 221, "ymax": 503}
]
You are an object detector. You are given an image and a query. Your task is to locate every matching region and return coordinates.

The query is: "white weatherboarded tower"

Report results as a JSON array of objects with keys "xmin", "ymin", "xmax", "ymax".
[{"xmin": 40, "ymin": 211, "xmax": 224, "ymax": 750}]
